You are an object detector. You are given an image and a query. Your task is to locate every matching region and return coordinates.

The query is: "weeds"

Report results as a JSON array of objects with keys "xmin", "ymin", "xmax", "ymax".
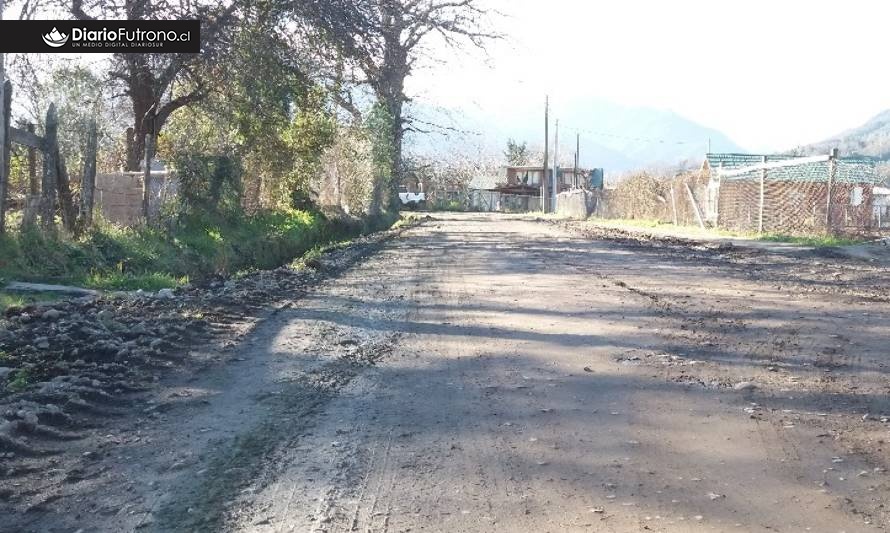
[
  {"xmin": 6, "ymin": 369, "xmax": 31, "ymax": 392},
  {"xmin": 0, "ymin": 209, "xmax": 400, "ymax": 292},
  {"xmin": 584, "ymin": 217, "xmax": 864, "ymax": 247},
  {"xmin": 0, "ymin": 291, "xmax": 66, "ymax": 313}
]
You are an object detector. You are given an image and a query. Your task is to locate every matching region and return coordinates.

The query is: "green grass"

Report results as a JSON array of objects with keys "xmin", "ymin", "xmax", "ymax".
[
  {"xmin": 0, "ymin": 208, "xmax": 399, "ymax": 293},
  {"xmin": 0, "ymin": 290, "xmax": 66, "ymax": 313},
  {"xmin": 6, "ymin": 368, "xmax": 31, "ymax": 392},
  {"xmin": 581, "ymin": 217, "xmax": 864, "ymax": 247}
]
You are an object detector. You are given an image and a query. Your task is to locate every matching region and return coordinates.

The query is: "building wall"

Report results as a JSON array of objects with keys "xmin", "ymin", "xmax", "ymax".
[
  {"xmin": 505, "ymin": 167, "xmax": 587, "ymax": 188},
  {"xmin": 95, "ymin": 171, "xmax": 177, "ymax": 226},
  {"xmin": 556, "ymin": 189, "xmax": 596, "ymax": 219},
  {"xmin": 507, "ymin": 168, "xmax": 543, "ymax": 186}
]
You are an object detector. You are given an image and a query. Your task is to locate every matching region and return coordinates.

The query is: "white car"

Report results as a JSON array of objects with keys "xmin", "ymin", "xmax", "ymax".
[{"xmin": 398, "ymin": 190, "xmax": 426, "ymax": 209}]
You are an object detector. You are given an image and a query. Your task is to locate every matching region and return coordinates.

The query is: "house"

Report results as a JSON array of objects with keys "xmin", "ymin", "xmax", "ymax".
[
  {"xmin": 703, "ymin": 152, "xmax": 881, "ymax": 233},
  {"xmin": 504, "ymin": 165, "xmax": 589, "ymax": 192},
  {"xmin": 468, "ymin": 165, "xmax": 591, "ymax": 212}
]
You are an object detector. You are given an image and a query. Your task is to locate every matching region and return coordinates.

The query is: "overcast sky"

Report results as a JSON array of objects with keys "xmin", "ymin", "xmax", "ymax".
[{"xmin": 408, "ymin": 0, "xmax": 890, "ymax": 152}]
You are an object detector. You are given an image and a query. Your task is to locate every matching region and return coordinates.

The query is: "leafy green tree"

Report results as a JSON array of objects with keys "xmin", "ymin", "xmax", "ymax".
[
  {"xmin": 159, "ymin": 9, "xmax": 342, "ymax": 214},
  {"xmin": 505, "ymin": 139, "xmax": 530, "ymax": 166}
]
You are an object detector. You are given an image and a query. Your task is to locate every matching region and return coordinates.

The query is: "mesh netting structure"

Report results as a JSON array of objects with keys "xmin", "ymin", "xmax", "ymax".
[
  {"xmin": 710, "ymin": 153, "xmax": 880, "ymax": 234},
  {"xmin": 591, "ymin": 153, "xmax": 881, "ymax": 235}
]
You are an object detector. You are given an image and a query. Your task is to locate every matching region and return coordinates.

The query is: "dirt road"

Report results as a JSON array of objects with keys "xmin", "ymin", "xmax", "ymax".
[{"xmin": 7, "ymin": 213, "xmax": 890, "ymax": 532}]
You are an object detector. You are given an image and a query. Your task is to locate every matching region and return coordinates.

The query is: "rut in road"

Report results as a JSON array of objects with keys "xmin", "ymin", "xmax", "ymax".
[{"xmin": 141, "ymin": 213, "xmax": 885, "ymax": 532}]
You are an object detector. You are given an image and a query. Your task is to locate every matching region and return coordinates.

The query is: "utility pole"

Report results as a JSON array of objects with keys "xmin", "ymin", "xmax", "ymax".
[
  {"xmin": 553, "ymin": 119, "xmax": 559, "ymax": 208},
  {"xmin": 542, "ymin": 96, "xmax": 549, "ymax": 213},
  {"xmin": 574, "ymin": 133, "xmax": 580, "ymax": 188}
]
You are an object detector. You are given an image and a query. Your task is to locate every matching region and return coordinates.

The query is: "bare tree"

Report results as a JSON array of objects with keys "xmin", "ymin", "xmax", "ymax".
[{"xmin": 330, "ymin": 0, "xmax": 498, "ymax": 214}]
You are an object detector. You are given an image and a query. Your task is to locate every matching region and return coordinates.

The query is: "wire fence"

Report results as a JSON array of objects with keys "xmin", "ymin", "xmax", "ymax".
[
  {"xmin": 714, "ymin": 155, "xmax": 878, "ymax": 234},
  {"xmin": 469, "ymin": 190, "xmax": 542, "ymax": 213},
  {"xmin": 591, "ymin": 153, "xmax": 885, "ymax": 236}
]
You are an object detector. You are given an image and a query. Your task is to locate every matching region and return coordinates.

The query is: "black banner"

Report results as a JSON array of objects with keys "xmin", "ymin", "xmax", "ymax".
[{"xmin": 0, "ymin": 20, "xmax": 200, "ymax": 53}]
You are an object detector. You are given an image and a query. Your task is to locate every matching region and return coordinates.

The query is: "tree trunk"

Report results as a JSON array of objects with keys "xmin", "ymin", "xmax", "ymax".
[
  {"xmin": 56, "ymin": 154, "xmax": 77, "ymax": 232},
  {"xmin": 142, "ymin": 133, "xmax": 154, "ymax": 222},
  {"xmin": 125, "ymin": 127, "xmax": 138, "ymax": 172},
  {"xmin": 0, "ymin": 80, "xmax": 10, "ymax": 235},
  {"xmin": 129, "ymin": 121, "xmax": 150, "ymax": 172},
  {"xmin": 78, "ymin": 119, "xmax": 98, "ymax": 231},
  {"xmin": 370, "ymin": 81, "xmax": 405, "ymax": 217},
  {"xmin": 389, "ymin": 108, "xmax": 403, "ymax": 212},
  {"xmin": 27, "ymin": 123, "xmax": 37, "ymax": 195},
  {"xmin": 127, "ymin": 71, "xmax": 155, "ymax": 171}
]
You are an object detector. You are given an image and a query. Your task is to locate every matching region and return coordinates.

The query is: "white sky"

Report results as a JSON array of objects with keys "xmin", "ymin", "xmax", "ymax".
[{"xmin": 409, "ymin": 0, "xmax": 890, "ymax": 152}]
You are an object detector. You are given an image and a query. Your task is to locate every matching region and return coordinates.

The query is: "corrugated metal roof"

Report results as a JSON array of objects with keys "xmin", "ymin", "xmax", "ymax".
[
  {"xmin": 708, "ymin": 153, "xmax": 880, "ymax": 184},
  {"xmin": 468, "ymin": 174, "xmax": 504, "ymax": 190},
  {"xmin": 706, "ymin": 153, "xmax": 804, "ymax": 170}
]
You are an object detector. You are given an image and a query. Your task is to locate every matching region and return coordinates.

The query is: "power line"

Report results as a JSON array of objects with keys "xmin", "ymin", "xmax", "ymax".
[{"xmin": 557, "ymin": 122, "xmax": 707, "ymax": 146}]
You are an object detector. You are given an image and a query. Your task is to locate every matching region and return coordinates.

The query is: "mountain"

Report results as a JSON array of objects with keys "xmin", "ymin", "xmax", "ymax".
[
  {"xmin": 405, "ymin": 98, "xmax": 745, "ymax": 173},
  {"xmin": 554, "ymin": 100, "xmax": 744, "ymax": 171},
  {"xmin": 802, "ymin": 110, "xmax": 890, "ymax": 160},
  {"xmin": 799, "ymin": 109, "xmax": 890, "ymax": 182}
]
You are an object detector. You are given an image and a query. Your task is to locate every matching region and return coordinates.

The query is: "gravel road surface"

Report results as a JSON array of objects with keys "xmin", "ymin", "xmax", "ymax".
[{"xmin": 6, "ymin": 212, "xmax": 890, "ymax": 532}]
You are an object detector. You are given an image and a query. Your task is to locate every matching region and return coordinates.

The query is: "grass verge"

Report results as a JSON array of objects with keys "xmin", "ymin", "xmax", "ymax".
[
  {"xmin": 580, "ymin": 217, "xmax": 865, "ymax": 247},
  {"xmin": 0, "ymin": 208, "xmax": 399, "ymax": 295}
]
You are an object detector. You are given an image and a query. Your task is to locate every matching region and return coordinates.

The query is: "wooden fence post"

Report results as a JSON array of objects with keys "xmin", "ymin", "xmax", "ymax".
[
  {"xmin": 758, "ymin": 155, "xmax": 766, "ymax": 234},
  {"xmin": 79, "ymin": 119, "xmax": 98, "ymax": 228},
  {"xmin": 0, "ymin": 79, "xmax": 10, "ymax": 235},
  {"xmin": 825, "ymin": 148, "xmax": 838, "ymax": 233},
  {"xmin": 685, "ymin": 182, "xmax": 706, "ymax": 229},
  {"xmin": 21, "ymin": 124, "xmax": 39, "ymax": 229},
  {"xmin": 669, "ymin": 184, "xmax": 678, "ymax": 225},
  {"xmin": 27, "ymin": 123, "xmax": 37, "ymax": 194},
  {"xmin": 41, "ymin": 104, "xmax": 58, "ymax": 230}
]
